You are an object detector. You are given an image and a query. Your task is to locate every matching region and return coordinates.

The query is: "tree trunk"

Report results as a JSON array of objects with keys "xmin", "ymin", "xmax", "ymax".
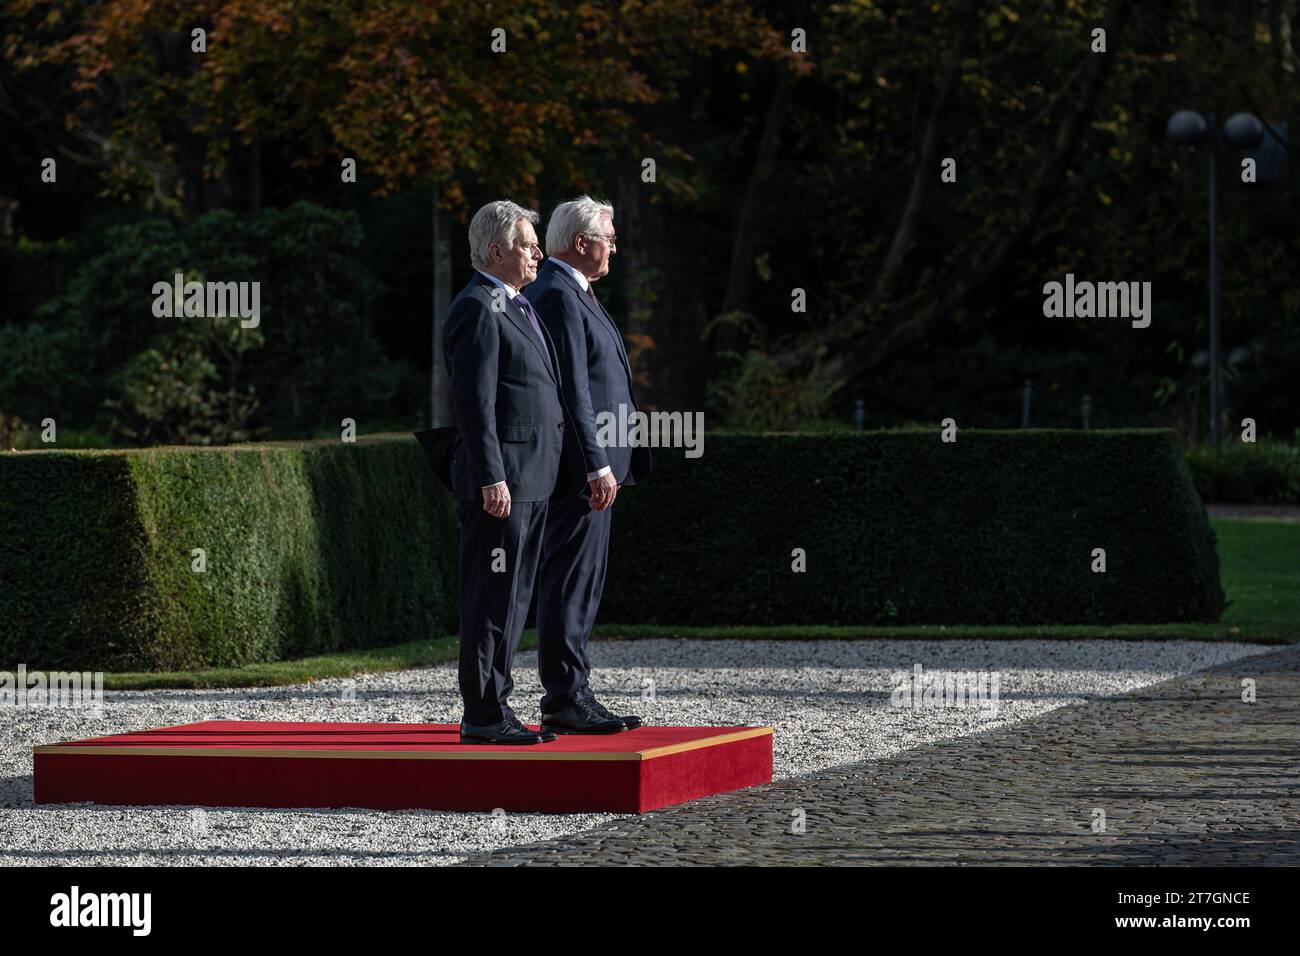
[
  {"xmin": 870, "ymin": 0, "xmax": 978, "ymax": 305},
  {"xmin": 618, "ymin": 136, "xmax": 712, "ymax": 413},
  {"xmin": 716, "ymin": 68, "xmax": 795, "ymax": 355},
  {"xmin": 771, "ymin": 0, "xmax": 1135, "ymax": 403},
  {"xmin": 430, "ymin": 188, "xmax": 453, "ymax": 427},
  {"xmin": 616, "ymin": 119, "xmax": 710, "ymax": 412}
]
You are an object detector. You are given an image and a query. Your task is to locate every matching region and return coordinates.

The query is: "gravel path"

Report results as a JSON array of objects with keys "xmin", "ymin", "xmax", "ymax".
[{"xmin": 0, "ymin": 638, "xmax": 1270, "ymax": 866}]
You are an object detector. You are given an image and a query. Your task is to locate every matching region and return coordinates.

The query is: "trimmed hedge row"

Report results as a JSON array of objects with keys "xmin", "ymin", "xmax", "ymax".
[
  {"xmin": 0, "ymin": 429, "xmax": 1224, "ymax": 670},
  {"xmin": 601, "ymin": 429, "xmax": 1225, "ymax": 627},
  {"xmin": 0, "ymin": 436, "xmax": 458, "ymax": 670},
  {"xmin": 1184, "ymin": 441, "xmax": 1300, "ymax": 505}
]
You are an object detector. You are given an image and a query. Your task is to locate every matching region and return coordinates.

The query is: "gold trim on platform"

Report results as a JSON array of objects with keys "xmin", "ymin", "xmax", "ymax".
[
  {"xmin": 32, "ymin": 727, "xmax": 774, "ymax": 763},
  {"xmin": 635, "ymin": 727, "xmax": 773, "ymax": 759}
]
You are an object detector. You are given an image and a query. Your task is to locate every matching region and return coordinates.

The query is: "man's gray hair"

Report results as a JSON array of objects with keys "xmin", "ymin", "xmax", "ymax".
[
  {"xmin": 545, "ymin": 195, "xmax": 614, "ymax": 257},
  {"xmin": 468, "ymin": 200, "xmax": 540, "ymax": 270}
]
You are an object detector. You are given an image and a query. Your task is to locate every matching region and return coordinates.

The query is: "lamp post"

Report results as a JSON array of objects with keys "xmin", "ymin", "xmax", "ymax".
[{"xmin": 1166, "ymin": 109, "xmax": 1263, "ymax": 449}]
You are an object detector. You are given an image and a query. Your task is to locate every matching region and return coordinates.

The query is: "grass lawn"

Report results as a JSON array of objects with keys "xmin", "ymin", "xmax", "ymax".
[{"xmin": 97, "ymin": 517, "xmax": 1298, "ymax": 689}]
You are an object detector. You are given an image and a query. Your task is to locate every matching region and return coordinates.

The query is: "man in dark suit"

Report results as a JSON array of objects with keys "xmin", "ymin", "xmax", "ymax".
[
  {"xmin": 443, "ymin": 199, "xmax": 586, "ymax": 745},
  {"xmin": 525, "ymin": 196, "xmax": 652, "ymax": 735}
]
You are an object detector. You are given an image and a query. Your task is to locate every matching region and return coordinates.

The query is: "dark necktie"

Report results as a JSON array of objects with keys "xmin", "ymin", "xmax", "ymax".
[
  {"xmin": 512, "ymin": 294, "xmax": 556, "ymax": 378},
  {"xmin": 586, "ymin": 285, "xmax": 611, "ymax": 321},
  {"xmin": 512, "ymin": 294, "xmax": 546, "ymax": 344}
]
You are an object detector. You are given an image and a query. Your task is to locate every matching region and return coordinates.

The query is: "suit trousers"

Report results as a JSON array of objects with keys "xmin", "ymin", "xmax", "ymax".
[
  {"xmin": 456, "ymin": 497, "xmax": 547, "ymax": 726},
  {"xmin": 536, "ymin": 491, "xmax": 613, "ymax": 713}
]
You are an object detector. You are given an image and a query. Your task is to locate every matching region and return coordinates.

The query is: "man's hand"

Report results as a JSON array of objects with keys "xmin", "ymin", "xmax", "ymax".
[
  {"xmin": 481, "ymin": 481, "xmax": 511, "ymax": 518},
  {"xmin": 588, "ymin": 472, "xmax": 617, "ymax": 511}
]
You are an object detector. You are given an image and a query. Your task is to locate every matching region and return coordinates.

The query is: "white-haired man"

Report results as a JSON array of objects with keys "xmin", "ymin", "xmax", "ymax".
[
  {"xmin": 442, "ymin": 199, "xmax": 586, "ymax": 745},
  {"xmin": 524, "ymin": 195, "xmax": 651, "ymax": 735}
]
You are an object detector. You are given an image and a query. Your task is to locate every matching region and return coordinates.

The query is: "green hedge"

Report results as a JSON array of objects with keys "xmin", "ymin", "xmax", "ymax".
[
  {"xmin": 1184, "ymin": 441, "xmax": 1300, "ymax": 505},
  {"xmin": 0, "ymin": 436, "xmax": 458, "ymax": 670},
  {"xmin": 602, "ymin": 429, "xmax": 1225, "ymax": 627},
  {"xmin": 0, "ymin": 429, "xmax": 1224, "ymax": 670}
]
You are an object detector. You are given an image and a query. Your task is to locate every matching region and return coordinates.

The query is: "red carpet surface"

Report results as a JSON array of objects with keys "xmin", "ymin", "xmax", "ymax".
[{"xmin": 34, "ymin": 721, "xmax": 774, "ymax": 814}]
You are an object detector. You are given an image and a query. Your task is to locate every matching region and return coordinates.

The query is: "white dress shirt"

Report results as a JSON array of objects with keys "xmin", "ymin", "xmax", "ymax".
[
  {"xmin": 475, "ymin": 268, "xmax": 519, "ymax": 300},
  {"xmin": 547, "ymin": 256, "xmax": 589, "ymax": 291}
]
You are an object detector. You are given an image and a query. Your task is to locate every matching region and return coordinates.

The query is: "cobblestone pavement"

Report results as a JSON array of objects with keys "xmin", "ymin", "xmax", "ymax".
[{"xmin": 465, "ymin": 645, "xmax": 1300, "ymax": 865}]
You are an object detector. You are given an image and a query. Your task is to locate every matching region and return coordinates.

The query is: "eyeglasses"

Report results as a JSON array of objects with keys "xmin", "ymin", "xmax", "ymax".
[{"xmin": 584, "ymin": 233, "xmax": 617, "ymax": 249}]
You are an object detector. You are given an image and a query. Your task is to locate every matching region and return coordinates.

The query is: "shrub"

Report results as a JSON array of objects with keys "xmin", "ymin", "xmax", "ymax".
[
  {"xmin": 12, "ymin": 202, "xmax": 410, "ymax": 442},
  {"xmin": 1184, "ymin": 439, "xmax": 1300, "ymax": 504},
  {"xmin": 0, "ymin": 430, "xmax": 1223, "ymax": 671},
  {"xmin": 602, "ymin": 429, "xmax": 1225, "ymax": 627},
  {"xmin": 0, "ymin": 435, "xmax": 458, "ymax": 670}
]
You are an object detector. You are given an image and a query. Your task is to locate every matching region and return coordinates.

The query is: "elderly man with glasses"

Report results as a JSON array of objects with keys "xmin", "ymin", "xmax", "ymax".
[{"xmin": 524, "ymin": 195, "xmax": 652, "ymax": 736}]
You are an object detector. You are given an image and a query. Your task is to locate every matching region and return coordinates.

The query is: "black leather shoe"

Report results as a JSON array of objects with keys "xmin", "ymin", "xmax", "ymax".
[
  {"xmin": 460, "ymin": 716, "xmax": 550, "ymax": 745},
  {"xmin": 506, "ymin": 714, "xmax": 558, "ymax": 743},
  {"xmin": 541, "ymin": 697, "xmax": 628, "ymax": 734},
  {"xmin": 584, "ymin": 696, "xmax": 643, "ymax": 730}
]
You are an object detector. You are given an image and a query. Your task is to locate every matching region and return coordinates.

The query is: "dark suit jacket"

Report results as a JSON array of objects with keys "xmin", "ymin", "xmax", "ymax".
[
  {"xmin": 525, "ymin": 259, "xmax": 651, "ymax": 486},
  {"xmin": 442, "ymin": 271, "xmax": 586, "ymax": 504}
]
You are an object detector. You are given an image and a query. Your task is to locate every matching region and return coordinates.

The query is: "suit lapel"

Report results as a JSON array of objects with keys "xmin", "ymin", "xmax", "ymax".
[
  {"xmin": 588, "ymin": 293, "xmax": 634, "ymax": 377},
  {"xmin": 546, "ymin": 262, "xmax": 635, "ymax": 384},
  {"xmin": 506, "ymin": 296, "xmax": 559, "ymax": 385},
  {"xmin": 475, "ymin": 272, "xmax": 558, "ymax": 385}
]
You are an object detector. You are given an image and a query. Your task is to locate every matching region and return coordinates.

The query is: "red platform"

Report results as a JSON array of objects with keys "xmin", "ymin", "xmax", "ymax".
[{"xmin": 33, "ymin": 721, "xmax": 773, "ymax": 814}]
